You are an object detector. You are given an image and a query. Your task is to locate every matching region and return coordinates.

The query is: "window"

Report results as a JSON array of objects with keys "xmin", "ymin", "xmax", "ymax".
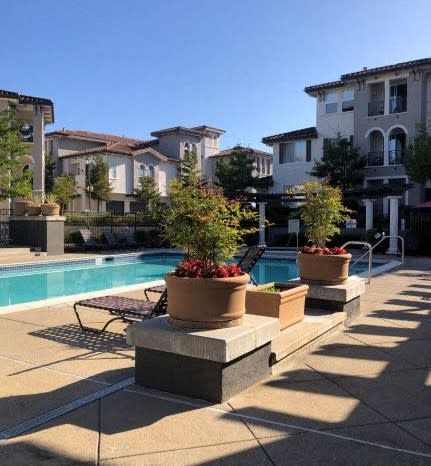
[
  {"xmin": 325, "ymin": 92, "xmax": 338, "ymax": 113},
  {"xmin": 279, "ymin": 141, "xmax": 308, "ymax": 163},
  {"xmin": 342, "ymin": 89, "xmax": 354, "ymax": 112},
  {"xmin": 191, "ymin": 143, "xmax": 198, "ymax": 154},
  {"xmin": 138, "ymin": 163, "xmax": 154, "ymax": 178},
  {"xmin": 70, "ymin": 162, "xmax": 80, "ymax": 176},
  {"xmin": 390, "ymin": 80, "xmax": 407, "ymax": 113},
  {"xmin": 184, "ymin": 142, "xmax": 190, "ymax": 155},
  {"xmin": 109, "ymin": 160, "xmax": 117, "ymax": 179}
]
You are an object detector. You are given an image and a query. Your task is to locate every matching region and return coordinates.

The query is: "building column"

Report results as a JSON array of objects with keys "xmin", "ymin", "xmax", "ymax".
[
  {"xmin": 384, "ymin": 79, "xmax": 390, "ymax": 115},
  {"xmin": 124, "ymin": 198, "xmax": 131, "ymax": 214},
  {"xmin": 387, "ymin": 196, "xmax": 401, "ymax": 254},
  {"xmin": 258, "ymin": 202, "xmax": 266, "ymax": 246},
  {"xmin": 383, "ymin": 132, "xmax": 389, "ymax": 166},
  {"xmin": 383, "ymin": 179, "xmax": 389, "ymax": 217},
  {"xmin": 31, "ymin": 105, "xmax": 45, "ymax": 194},
  {"xmin": 363, "ymin": 199, "xmax": 374, "ymax": 231}
]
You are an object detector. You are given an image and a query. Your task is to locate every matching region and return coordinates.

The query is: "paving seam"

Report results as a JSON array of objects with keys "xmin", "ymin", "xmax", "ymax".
[
  {"xmin": 227, "ymin": 401, "xmax": 277, "ymax": 466},
  {"xmin": 304, "ymin": 362, "xmax": 431, "ymax": 452},
  {"xmin": 123, "ymin": 387, "xmax": 431, "ymax": 459},
  {"xmin": 0, "ymin": 353, "xmax": 113, "ymax": 386},
  {"xmin": 0, "ymin": 377, "xmax": 134, "ymax": 440}
]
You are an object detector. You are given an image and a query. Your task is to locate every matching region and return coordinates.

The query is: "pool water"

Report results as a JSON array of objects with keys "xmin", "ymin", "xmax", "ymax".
[{"xmin": 0, "ymin": 254, "xmax": 370, "ymax": 307}]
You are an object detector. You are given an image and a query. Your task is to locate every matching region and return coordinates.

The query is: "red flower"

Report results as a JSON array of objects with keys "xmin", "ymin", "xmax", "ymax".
[{"xmin": 174, "ymin": 260, "xmax": 243, "ymax": 278}]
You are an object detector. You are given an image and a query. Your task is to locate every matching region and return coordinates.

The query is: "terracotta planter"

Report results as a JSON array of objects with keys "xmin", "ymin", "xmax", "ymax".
[
  {"xmin": 14, "ymin": 200, "xmax": 32, "ymax": 216},
  {"xmin": 246, "ymin": 282, "xmax": 308, "ymax": 330},
  {"xmin": 27, "ymin": 204, "xmax": 41, "ymax": 216},
  {"xmin": 298, "ymin": 252, "xmax": 352, "ymax": 285},
  {"xmin": 41, "ymin": 204, "xmax": 60, "ymax": 216},
  {"xmin": 165, "ymin": 272, "xmax": 250, "ymax": 329}
]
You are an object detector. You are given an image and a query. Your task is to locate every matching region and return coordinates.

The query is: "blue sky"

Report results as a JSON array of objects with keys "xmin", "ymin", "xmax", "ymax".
[{"xmin": 1, "ymin": 0, "xmax": 430, "ymax": 149}]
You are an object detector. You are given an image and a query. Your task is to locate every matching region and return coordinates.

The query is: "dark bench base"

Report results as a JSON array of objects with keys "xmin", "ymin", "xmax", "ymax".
[{"xmin": 134, "ymin": 343, "xmax": 272, "ymax": 403}]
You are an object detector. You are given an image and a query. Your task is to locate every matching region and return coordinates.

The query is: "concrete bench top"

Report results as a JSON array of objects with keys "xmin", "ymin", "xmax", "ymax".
[{"xmin": 127, "ymin": 314, "xmax": 279, "ymax": 363}]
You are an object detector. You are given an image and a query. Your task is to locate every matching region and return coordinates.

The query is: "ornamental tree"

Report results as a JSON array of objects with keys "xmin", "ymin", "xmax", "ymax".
[
  {"xmin": 215, "ymin": 147, "xmax": 258, "ymax": 193},
  {"xmin": 0, "ymin": 109, "xmax": 33, "ymax": 199},
  {"xmin": 163, "ymin": 180, "xmax": 257, "ymax": 272},
  {"xmin": 52, "ymin": 175, "xmax": 77, "ymax": 213},
  {"xmin": 88, "ymin": 154, "xmax": 112, "ymax": 211},
  {"xmin": 299, "ymin": 181, "xmax": 351, "ymax": 247},
  {"xmin": 310, "ymin": 135, "xmax": 366, "ymax": 192},
  {"xmin": 405, "ymin": 123, "xmax": 431, "ymax": 184}
]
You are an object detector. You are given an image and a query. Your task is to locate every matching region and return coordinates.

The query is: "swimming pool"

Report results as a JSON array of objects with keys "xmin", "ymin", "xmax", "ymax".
[{"xmin": 0, "ymin": 253, "xmax": 372, "ymax": 307}]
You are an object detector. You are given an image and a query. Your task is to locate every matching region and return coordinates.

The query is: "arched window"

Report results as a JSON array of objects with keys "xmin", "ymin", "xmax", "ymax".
[
  {"xmin": 184, "ymin": 142, "xmax": 190, "ymax": 156},
  {"xmin": 191, "ymin": 143, "xmax": 198, "ymax": 154},
  {"xmin": 139, "ymin": 164, "xmax": 154, "ymax": 178},
  {"xmin": 388, "ymin": 128, "xmax": 407, "ymax": 165}
]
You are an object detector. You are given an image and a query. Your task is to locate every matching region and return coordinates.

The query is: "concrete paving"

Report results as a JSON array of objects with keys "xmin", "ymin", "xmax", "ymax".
[{"xmin": 0, "ymin": 257, "xmax": 430, "ymax": 465}]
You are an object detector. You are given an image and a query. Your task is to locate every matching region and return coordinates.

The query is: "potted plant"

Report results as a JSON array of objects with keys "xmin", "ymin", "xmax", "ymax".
[
  {"xmin": 27, "ymin": 192, "xmax": 43, "ymax": 216},
  {"xmin": 297, "ymin": 181, "xmax": 352, "ymax": 285},
  {"xmin": 14, "ymin": 195, "xmax": 33, "ymax": 216},
  {"xmin": 41, "ymin": 193, "xmax": 60, "ymax": 216},
  {"xmin": 163, "ymin": 180, "xmax": 257, "ymax": 329},
  {"xmin": 246, "ymin": 282, "xmax": 309, "ymax": 330}
]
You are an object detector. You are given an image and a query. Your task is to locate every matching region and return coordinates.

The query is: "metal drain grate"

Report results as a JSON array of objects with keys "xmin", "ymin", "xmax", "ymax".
[{"xmin": 0, "ymin": 377, "xmax": 134, "ymax": 440}]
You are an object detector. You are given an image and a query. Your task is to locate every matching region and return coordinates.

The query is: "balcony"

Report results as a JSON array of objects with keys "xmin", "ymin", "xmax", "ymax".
[
  {"xmin": 389, "ymin": 95, "xmax": 407, "ymax": 114},
  {"xmin": 368, "ymin": 101, "xmax": 384, "ymax": 117},
  {"xmin": 388, "ymin": 149, "xmax": 404, "ymax": 165},
  {"xmin": 367, "ymin": 151, "xmax": 384, "ymax": 166}
]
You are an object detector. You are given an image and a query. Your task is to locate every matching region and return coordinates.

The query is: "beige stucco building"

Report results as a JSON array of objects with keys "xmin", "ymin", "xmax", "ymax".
[{"xmin": 0, "ymin": 89, "xmax": 54, "ymax": 209}]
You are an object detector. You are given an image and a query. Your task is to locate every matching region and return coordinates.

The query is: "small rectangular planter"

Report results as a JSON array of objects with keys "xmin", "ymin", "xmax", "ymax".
[{"xmin": 246, "ymin": 282, "xmax": 309, "ymax": 330}]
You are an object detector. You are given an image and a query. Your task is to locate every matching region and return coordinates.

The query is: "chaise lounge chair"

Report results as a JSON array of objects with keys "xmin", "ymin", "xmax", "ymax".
[
  {"xmin": 80, "ymin": 229, "xmax": 104, "ymax": 251},
  {"xmin": 73, "ymin": 290, "xmax": 167, "ymax": 333},
  {"xmin": 119, "ymin": 227, "xmax": 138, "ymax": 248},
  {"xmin": 143, "ymin": 245, "xmax": 266, "ymax": 300},
  {"xmin": 101, "ymin": 229, "xmax": 125, "ymax": 250}
]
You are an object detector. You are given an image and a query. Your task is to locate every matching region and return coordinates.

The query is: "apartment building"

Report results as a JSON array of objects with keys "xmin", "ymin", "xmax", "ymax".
[
  {"xmin": 0, "ymin": 89, "xmax": 54, "ymax": 209},
  {"xmin": 263, "ymin": 58, "xmax": 431, "ymax": 215},
  {"xmin": 45, "ymin": 125, "xmax": 226, "ymax": 213}
]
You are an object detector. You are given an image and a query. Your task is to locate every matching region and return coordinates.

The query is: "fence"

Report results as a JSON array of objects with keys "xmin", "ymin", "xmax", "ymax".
[{"xmin": 63, "ymin": 211, "xmax": 162, "ymax": 244}]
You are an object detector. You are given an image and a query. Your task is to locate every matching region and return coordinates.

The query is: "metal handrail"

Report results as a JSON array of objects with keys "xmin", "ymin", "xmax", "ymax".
[
  {"xmin": 370, "ymin": 235, "xmax": 405, "ymax": 262},
  {"xmin": 341, "ymin": 241, "xmax": 373, "ymax": 284}
]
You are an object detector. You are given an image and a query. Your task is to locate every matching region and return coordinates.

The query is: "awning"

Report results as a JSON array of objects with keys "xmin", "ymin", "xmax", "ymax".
[{"xmin": 413, "ymin": 200, "xmax": 431, "ymax": 209}]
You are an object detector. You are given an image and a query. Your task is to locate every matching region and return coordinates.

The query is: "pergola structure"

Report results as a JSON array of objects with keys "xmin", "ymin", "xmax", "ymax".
[{"xmin": 238, "ymin": 183, "xmax": 413, "ymax": 253}]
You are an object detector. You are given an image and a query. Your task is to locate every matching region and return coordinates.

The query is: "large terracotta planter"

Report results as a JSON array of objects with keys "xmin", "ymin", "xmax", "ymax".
[
  {"xmin": 14, "ymin": 200, "xmax": 32, "ymax": 216},
  {"xmin": 27, "ymin": 203, "xmax": 41, "ymax": 216},
  {"xmin": 165, "ymin": 272, "xmax": 250, "ymax": 329},
  {"xmin": 298, "ymin": 253, "xmax": 352, "ymax": 285},
  {"xmin": 41, "ymin": 204, "xmax": 60, "ymax": 216},
  {"xmin": 246, "ymin": 282, "xmax": 308, "ymax": 330}
]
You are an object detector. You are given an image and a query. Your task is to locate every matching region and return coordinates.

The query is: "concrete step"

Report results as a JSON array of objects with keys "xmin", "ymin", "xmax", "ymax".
[
  {"xmin": 0, "ymin": 247, "xmax": 33, "ymax": 256},
  {"xmin": 270, "ymin": 312, "xmax": 346, "ymax": 371}
]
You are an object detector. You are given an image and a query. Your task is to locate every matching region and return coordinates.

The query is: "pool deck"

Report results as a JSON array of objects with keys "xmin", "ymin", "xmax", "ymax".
[{"xmin": 0, "ymin": 255, "xmax": 431, "ymax": 465}]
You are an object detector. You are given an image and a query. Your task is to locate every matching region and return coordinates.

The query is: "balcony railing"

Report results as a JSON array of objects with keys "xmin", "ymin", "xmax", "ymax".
[
  {"xmin": 388, "ymin": 149, "xmax": 404, "ymax": 165},
  {"xmin": 389, "ymin": 96, "xmax": 407, "ymax": 114},
  {"xmin": 367, "ymin": 151, "xmax": 384, "ymax": 166},
  {"xmin": 368, "ymin": 101, "xmax": 384, "ymax": 117}
]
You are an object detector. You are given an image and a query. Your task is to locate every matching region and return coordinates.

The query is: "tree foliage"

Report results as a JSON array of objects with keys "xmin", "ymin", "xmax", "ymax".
[
  {"xmin": 133, "ymin": 175, "xmax": 161, "ymax": 211},
  {"xmin": 52, "ymin": 175, "xmax": 77, "ymax": 212},
  {"xmin": 215, "ymin": 147, "xmax": 257, "ymax": 193},
  {"xmin": 177, "ymin": 149, "xmax": 203, "ymax": 189},
  {"xmin": 88, "ymin": 154, "xmax": 112, "ymax": 210},
  {"xmin": 0, "ymin": 109, "xmax": 33, "ymax": 199},
  {"xmin": 310, "ymin": 135, "xmax": 366, "ymax": 192},
  {"xmin": 45, "ymin": 153, "xmax": 56, "ymax": 193},
  {"xmin": 163, "ymin": 180, "xmax": 257, "ymax": 270},
  {"xmin": 299, "ymin": 181, "xmax": 352, "ymax": 247},
  {"xmin": 405, "ymin": 123, "xmax": 431, "ymax": 184}
]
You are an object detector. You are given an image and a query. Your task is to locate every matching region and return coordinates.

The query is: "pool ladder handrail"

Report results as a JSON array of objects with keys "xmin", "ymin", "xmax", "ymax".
[
  {"xmin": 341, "ymin": 241, "xmax": 373, "ymax": 284},
  {"xmin": 342, "ymin": 235, "xmax": 405, "ymax": 285}
]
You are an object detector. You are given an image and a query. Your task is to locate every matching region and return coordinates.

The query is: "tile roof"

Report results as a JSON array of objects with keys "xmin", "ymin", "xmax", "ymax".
[
  {"xmin": 304, "ymin": 81, "xmax": 344, "ymax": 94},
  {"xmin": 46, "ymin": 128, "xmax": 145, "ymax": 145},
  {"xmin": 210, "ymin": 146, "xmax": 272, "ymax": 158},
  {"xmin": 262, "ymin": 127, "xmax": 318, "ymax": 144},
  {"xmin": 190, "ymin": 125, "xmax": 226, "ymax": 134},
  {"xmin": 341, "ymin": 57, "xmax": 431, "ymax": 80},
  {"xmin": 60, "ymin": 141, "xmax": 135, "ymax": 158},
  {"xmin": 0, "ymin": 89, "xmax": 54, "ymax": 123},
  {"xmin": 150, "ymin": 126, "xmax": 207, "ymax": 138},
  {"xmin": 132, "ymin": 146, "xmax": 178, "ymax": 163},
  {"xmin": 305, "ymin": 58, "xmax": 431, "ymax": 94}
]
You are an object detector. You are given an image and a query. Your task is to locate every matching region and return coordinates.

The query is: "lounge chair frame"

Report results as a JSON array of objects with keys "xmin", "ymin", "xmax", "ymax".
[{"xmin": 73, "ymin": 290, "xmax": 167, "ymax": 333}]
